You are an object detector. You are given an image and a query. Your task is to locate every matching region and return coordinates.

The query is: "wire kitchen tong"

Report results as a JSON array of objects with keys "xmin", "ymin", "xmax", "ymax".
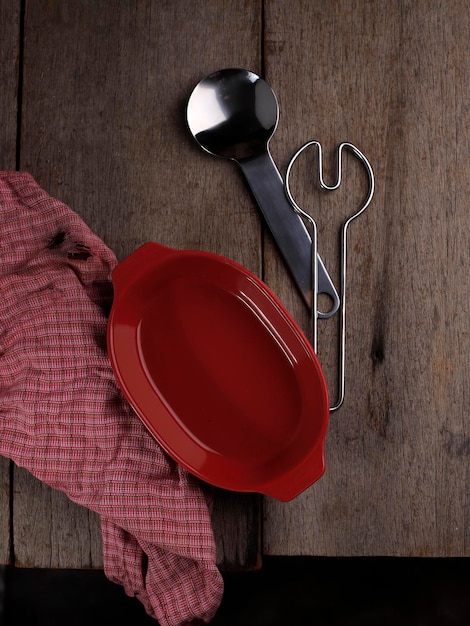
[{"xmin": 285, "ymin": 141, "xmax": 375, "ymax": 412}]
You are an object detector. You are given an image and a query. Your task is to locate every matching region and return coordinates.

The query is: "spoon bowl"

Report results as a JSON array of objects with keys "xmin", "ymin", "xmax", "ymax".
[{"xmin": 187, "ymin": 68, "xmax": 279, "ymax": 160}]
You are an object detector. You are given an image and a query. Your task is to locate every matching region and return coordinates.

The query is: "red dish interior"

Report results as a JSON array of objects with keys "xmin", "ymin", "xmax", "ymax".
[{"xmin": 107, "ymin": 242, "xmax": 329, "ymax": 501}]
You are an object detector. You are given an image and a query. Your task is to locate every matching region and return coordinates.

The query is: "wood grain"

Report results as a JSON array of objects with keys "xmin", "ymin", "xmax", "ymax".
[
  {"xmin": 13, "ymin": 468, "xmax": 103, "ymax": 568},
  {"xmin": 263, "ymin": 0, "xmax": 470, "ymax": 556},
  {"xmin": 0, "ymin": 0, "xmax": 21, "ymax": 566},
  {"xmin": 212, "ymin": 490, "xmax": 262, "ymax": 572},
  {"xmin": 5, "ymin": 0, "xmax": 470, "ymax": 569},
  {"xmin": 14, "ymin": 0, "xmax": 262, "ymax": 569}
]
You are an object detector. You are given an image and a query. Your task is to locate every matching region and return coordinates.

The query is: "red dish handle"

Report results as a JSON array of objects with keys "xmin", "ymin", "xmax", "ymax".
[
  {"xmin": 262, "ymin": 443, "xmax": 326, "ymax": 502},
  {"xmin": 112, "ymin": 242, "xmax": 176, "ymax": 294}
]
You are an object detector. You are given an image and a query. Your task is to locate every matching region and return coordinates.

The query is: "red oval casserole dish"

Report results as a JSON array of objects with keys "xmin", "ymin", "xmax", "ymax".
[{"xmin": 107, "ymin": 242, "xmax": 329, "ymax": 501}]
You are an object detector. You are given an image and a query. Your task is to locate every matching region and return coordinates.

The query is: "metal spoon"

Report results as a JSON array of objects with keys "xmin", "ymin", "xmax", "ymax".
[{"xmin": 186, "ymin": 68, "xmax": 339, "ymax": 314}]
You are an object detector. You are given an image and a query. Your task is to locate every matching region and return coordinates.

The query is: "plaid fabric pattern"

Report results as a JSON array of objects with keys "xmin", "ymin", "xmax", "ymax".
[{"xmin": 0, "ymin": 171, "xmax": 223, "ymax": 626}]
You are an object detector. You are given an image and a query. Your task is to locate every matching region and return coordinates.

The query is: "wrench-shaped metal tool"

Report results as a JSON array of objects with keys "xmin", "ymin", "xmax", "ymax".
[{"xmin": 285, "ymin": 141, "xmax": 375, "ymax": 411}]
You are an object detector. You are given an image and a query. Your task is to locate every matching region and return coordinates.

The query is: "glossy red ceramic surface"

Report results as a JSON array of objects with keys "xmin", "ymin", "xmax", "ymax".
[{"xmin": 107, "ymin": 242, "xmax": 329, "ymax": 501}]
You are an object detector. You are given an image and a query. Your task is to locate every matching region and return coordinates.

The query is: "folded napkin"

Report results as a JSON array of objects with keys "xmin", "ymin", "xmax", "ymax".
[{"xmin": 0, "ymin": 171, "xmax": 223, "ymax": 625}]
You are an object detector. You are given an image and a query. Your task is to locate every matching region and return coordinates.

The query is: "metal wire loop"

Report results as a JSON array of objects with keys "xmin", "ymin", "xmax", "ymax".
[{"xmin": 285, "ymin": 140, "xmax": 375, "ymax": 412}]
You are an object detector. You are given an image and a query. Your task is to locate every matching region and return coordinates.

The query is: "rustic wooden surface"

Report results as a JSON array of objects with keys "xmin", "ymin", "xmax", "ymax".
[
  {"xmin": 263, "ymin": 0, "xmax": 470, "ymax": 557},
  {"xmin": 1, "ymin": 0, "xmax": 470, "ymax": 570},
  {"xmin": 2, "ymin": 0, "xmax": 262, "ymax": 569},
  {"xmin": 0, "ymin": 0, "xmax": 21, "ymax": 566}
]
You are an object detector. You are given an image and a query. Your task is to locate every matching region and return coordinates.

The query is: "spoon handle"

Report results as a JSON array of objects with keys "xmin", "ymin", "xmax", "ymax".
[{"xmin": 237, "ymin": 150, "xmax": 339, "ymax": 313}]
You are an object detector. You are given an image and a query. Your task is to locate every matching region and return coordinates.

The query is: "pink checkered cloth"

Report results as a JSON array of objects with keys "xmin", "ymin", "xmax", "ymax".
[{"xmin": 0, "ymin": 171, "xmax": 224, "ymax": 626}]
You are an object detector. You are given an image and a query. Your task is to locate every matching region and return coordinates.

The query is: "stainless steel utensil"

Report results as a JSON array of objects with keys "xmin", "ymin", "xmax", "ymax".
[
  {"xmin": 285, "ymin": 141, "xmax": 375, "ymax": 411},
  {"xmin": 186, "ymin": 68, "xmax": 339, "ymax": 314}
]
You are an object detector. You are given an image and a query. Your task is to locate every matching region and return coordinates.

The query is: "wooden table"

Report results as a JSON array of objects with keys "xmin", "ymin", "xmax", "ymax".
[{"xmin": 1, "ymin": 0, "xmax": 469, "ymax": 570}]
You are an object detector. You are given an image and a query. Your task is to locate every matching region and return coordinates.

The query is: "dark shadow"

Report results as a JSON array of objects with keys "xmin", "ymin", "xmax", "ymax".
[{"xmin": 3, "ymin": 557, "xmax": 470, "ymax": 626}]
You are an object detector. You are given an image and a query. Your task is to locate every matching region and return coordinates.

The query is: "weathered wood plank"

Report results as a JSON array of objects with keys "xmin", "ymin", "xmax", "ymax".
[
  {"xmin": 212, "ymin": 490, "xmax": 262, "ymax": 572},
  {"xmin": 15, "ymin": 0, "xmax": 262, "ymax": 569},
  {"xmin": 13, "ymin": 468, "xmax": 103, "ymax": 568},
  {"xmin": 0, "ymin": 0, "xmax": 22, "ymax": 566},
  {"xmin": 263, "ymin": 0, "xmax": 470, "ymax": 556}
]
